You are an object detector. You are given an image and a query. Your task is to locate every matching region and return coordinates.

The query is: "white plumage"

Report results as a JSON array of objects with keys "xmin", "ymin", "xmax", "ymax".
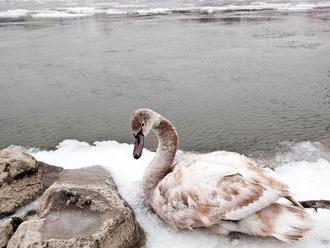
[{"xmin": 131, "ymin": 109, "xmax": 312, "ymax": 243}]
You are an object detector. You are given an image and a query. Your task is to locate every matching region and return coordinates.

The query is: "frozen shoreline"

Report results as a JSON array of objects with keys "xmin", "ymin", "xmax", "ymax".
[{"xmin": 9, "ymin": 139, "xmax": 329, "ymax": 247}]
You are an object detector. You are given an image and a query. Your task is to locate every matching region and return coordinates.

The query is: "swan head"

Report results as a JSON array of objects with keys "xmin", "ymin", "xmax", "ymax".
[{"xmin": 131, "ymin": 109, "xmax": 161, "ymax": 159}]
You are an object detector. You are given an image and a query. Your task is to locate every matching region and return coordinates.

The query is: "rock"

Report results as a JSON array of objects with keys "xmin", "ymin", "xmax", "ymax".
[
  {"xmin": 0, "ymin": 149, "xmax": 37, "ymax": 181},
  {"xmin": 0, "ymin": 148, "xmax": 63, "ymax": 217},
  {"xmin": 319, "ymin": 135, "xmax": 330, "ymax": 152},
  {"xmin": 8, "ymin": 166, "xmax": 145, "ymax": 248},
  {"xmin": 0, "ymin": 216, "xmax": 25, "ymax": 248},
  {"xmin": 0, "ymin": 148, "xmax": 37, "ymax": 187}
]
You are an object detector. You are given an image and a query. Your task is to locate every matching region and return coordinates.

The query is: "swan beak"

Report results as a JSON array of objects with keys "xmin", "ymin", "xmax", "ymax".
[{"xmin": 133, "ymin": 133, "xmax": 144, "ymax": 159}]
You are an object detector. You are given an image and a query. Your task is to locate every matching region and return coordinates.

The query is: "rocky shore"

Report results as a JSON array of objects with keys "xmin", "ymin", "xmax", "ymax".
[{"xmin": 0, "ymin": 149, "xmax": 145, "ymax": 248}]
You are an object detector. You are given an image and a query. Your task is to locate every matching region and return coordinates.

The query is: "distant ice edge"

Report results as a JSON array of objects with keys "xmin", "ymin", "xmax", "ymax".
[{"xmin": 1, "ymin": 1, "xmax": 330, "ymax": 20}]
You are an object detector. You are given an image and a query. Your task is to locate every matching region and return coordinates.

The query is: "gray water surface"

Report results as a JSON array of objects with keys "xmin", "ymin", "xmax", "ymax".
[{"xmin": 1, "ymin": 11, "xmax": 330, "ymax": 153}]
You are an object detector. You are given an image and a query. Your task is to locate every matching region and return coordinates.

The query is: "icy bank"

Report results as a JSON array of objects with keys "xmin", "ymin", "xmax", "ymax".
[{"xmin": 19, "ymin": 139, "xmax": 330, "ymax": 248}]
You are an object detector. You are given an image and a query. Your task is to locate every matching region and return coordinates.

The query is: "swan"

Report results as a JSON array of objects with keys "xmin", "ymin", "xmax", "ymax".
[{"xmin": 131, "ymin": 108, "xmax": 312, "ymax": 243}]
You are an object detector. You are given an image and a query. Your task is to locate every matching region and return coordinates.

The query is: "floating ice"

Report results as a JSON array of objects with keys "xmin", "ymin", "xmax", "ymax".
[
  {"xmin": 0, "ymin": 9, "xmax": 30, "ymax": 18},
  {"xmin": 1, "ymin": 1, "xmax": 330, "ymax": 20}
]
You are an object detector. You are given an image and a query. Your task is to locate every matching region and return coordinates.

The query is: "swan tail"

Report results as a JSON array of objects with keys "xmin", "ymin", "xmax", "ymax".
[
  {"xmin": 269, "ymin": 204, "xmax": 312, "ymax": 243},
  {"xmin": 235, "ymin": 203, "xmax": 312, "ymax": 243}
]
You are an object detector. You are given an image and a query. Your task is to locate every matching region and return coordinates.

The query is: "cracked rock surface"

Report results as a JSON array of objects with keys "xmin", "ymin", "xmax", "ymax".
[
  {"xmin": 7, "ymin": 166, "xmax": 145, "ymax": 248},
  {"xmin": 0, "ymin": 149, "xmax": 63, "ymax": 218},
  {"xmin": 0, "ymin": 217, "xmax": 25, "ymax": 248},
  {"xmin": 0, "ymin": 149, "xmax": 144, "ymax": 248}
]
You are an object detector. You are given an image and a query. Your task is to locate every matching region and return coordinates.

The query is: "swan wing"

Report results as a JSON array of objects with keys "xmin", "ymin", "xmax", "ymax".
[{"xmin": 152, "ymin": 152, "xmax": 290, "ymax": 228}]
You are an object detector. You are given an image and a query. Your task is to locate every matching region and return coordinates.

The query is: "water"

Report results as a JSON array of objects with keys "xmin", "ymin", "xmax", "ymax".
[
  {"xmin": 1, "ymin": 0, "xmax": 330, "ymax": 154},
  {"xmin": 42, "ymin": 209, "xmax": 102, "ymax": 239},
  {"xmin": 1, "ymin": 5, "xmax": 330, "ymax": 245}
]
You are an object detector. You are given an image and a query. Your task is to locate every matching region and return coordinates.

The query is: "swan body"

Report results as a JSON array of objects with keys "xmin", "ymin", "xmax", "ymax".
[{"xmin": 131, "ymin": 109, "xmax": 311, "ymax": 243}]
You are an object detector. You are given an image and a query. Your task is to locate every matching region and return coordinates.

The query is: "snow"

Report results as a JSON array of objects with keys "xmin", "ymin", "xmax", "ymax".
[{"xmin": 13, "ymin": 139, "xmax": 330, "ymax": 247}]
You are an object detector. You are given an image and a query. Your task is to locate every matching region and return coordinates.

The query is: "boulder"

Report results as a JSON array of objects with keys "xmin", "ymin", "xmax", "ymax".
[
  {"xmin": 0, "ymin": 149, "xmax": 37, "ymax": 180},
  {"xmin": 0, "ymin": 217, "xmax": 23, "ymax": 248},
  {"xmin": 0, "ymin": 215, "xmax": 31, "ymax": 248},
  {"xmin": 0, "ymin": 148, "xmax": 63, "ymax": 217},
  {"xmin": 319, "ymin": 135, "xmax": 330, "ymax": 153},
  {"xmin": 7, "ymin": 166, "xmax": 145, "ymax": 248}
]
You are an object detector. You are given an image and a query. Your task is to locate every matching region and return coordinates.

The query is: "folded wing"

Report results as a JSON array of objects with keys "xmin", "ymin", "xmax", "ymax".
[{"xmin": 151, "ymin": 151, "xmax": 290, "ymax": 229}]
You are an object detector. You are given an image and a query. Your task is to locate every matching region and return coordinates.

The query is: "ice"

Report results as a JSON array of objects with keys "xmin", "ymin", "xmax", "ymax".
[
  {"xmin": 0, "ymin": 198, "xmax": 39, "ymax": 225},
  {"xmin": 31, "ymin": 10, "xmax": 92, "ymax": 18},
  {"xmin": 14, "ymin": 139, "xmax": 328, "ymax": 248},
  {"xmin": 2, "ymin": 2, "xmax": 330, "ymax": 20},
  {"xmin": 0, "ymin": 9, "xmax": 29, "ymax": 18}
]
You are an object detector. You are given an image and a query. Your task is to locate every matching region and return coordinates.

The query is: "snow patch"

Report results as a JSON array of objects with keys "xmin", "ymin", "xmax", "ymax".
[{"xmin": 13, "ymin": 139, "xmax": 328, "ymax": 247}]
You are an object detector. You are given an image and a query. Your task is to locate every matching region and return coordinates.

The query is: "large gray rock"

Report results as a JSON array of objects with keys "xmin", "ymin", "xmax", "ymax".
[
  {"xmin": 8, "ymin": 166, "xmax": 145, "ymax": 248},
  {"xmin": 0, "ymin": 149, "xmax": 37, "ymax": 180},
  {"xmin": 0, "ymin": 149, "xmax": 63, "ymax": 217}
]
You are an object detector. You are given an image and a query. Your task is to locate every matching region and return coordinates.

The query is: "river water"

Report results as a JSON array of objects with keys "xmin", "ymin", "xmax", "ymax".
[{"xmin": 1, "ymin": 0, "xmax": 330, "ymax": 153}]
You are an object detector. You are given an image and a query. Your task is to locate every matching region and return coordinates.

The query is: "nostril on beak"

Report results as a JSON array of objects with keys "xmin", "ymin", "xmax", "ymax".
[{"xmin": 133, "ymin": 153, "xmax": 140, "ymax": 159}]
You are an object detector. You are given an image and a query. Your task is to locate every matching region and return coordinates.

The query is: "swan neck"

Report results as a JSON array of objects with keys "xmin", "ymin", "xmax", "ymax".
[{"xmin": 143, "ymin": 117, "xmax": 178, "ymax": 202}]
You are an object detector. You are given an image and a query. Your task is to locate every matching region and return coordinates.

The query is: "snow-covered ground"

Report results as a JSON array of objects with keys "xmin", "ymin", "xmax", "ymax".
[{"xmin": 17, "ymin": 139, "xmax": 330, "ymax": 247}]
